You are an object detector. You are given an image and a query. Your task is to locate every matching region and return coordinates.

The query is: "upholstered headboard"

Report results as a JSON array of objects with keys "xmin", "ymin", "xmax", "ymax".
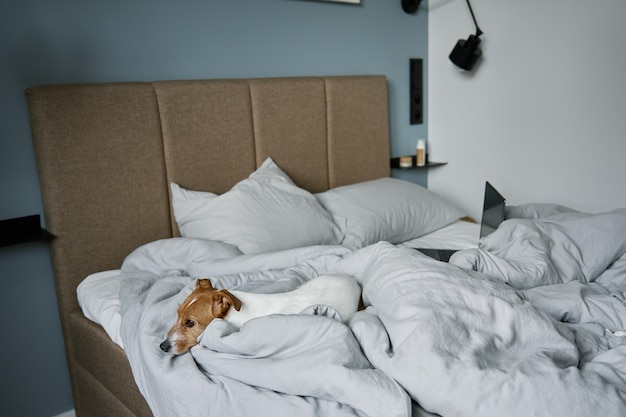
[
  {"xmin": 26, "ymin": 75, "xmax": 390, "ymax": 416},
  {"xmin": 26, "ymin": 75, "xmax": 389, "ymax": 319}
]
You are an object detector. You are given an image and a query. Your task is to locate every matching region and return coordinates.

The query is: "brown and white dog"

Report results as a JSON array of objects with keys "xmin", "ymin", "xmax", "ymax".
[{"xmin": 160, "ymin": 274, "xmax": 362, "ymax": 355}]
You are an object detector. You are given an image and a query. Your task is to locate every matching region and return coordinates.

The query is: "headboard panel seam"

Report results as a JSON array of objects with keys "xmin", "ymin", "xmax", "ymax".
[{"xmin": 149, "ymin": 82, "xmax": 177, "ymax": 237}]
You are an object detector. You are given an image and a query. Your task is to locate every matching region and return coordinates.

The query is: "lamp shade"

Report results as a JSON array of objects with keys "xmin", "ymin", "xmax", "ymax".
[
  {"xmin": 449, "ymin": 34, "xmax": 482, "ymax": 71},
  {"xmin": 401, "ymin": 0, "xmax": 422, "ymax": 14}
]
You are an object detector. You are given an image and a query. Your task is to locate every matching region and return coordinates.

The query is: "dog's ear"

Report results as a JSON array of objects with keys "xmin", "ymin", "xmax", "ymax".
[
  {"xmin": 197, "ymin": 279, "xmax": 214, "ymax": 290},
  {"xmin": 211, "ymin": 290, "xmax": 242, "ymax": 318}
]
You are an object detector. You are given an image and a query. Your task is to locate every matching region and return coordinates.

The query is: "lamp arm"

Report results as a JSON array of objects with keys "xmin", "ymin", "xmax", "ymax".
[{"xmin": 465, "ymin": 0, "xmax": 483, "ymax": 37}]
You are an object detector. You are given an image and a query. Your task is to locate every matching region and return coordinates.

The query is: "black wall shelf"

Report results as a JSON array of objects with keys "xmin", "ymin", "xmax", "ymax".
[
  {"xmin": 390, "ymin": 156, "xmax": 447, "ymax": 170},
  {"xmin": 0, "ymin": 215, "xmax": 54, "ymax": 248}
]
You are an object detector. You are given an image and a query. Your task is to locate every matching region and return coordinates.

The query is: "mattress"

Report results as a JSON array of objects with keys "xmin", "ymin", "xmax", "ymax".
[
  {"xmin": 77, "ymin": 269, "xmax": 124, "ymax": 348},
  {"xmin": 77, "ymin": 219, "xmax": 479, "ymax": 348},
  {"xmin": 77, "ymin": 208, "xmax": 626, "ymax": 417}
]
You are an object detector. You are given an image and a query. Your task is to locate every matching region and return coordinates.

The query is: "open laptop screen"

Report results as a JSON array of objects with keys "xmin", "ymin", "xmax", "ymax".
[{"xmin": 480, "ymin": 181, "xmax": 506, "ymax": 239}]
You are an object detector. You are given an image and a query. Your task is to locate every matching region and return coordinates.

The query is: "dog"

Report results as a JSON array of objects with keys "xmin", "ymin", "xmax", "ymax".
[{"xmin": 160, "ymin": 274, "xmax": 362, "ymax": 355}]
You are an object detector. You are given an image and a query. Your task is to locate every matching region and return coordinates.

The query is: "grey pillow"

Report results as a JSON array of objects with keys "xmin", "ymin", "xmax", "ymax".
[
  {"xmin": 316, "ymin": 178, "xmax": 465, "ymax": 249},
  {"xmin": 171, "ymin": 158, "xmax": 344, "ymax": 254}
]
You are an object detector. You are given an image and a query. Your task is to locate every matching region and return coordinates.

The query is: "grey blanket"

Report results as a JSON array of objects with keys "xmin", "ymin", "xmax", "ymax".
[
  {"xmin": 120, "ymin": 206, "xmax": 626, "ymax": 417},
  {"xmin": 120, "ymin": 243, "xmax": 411, "ymax": 417}
]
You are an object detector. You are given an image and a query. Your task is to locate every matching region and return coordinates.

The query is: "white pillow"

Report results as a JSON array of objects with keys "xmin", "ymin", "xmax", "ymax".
[
  {"xmin": 171, "ymin": 158, "xmax": 343, "ymax": 254},
  {"xmin": 315, "ymin": 177, "xmax": 465, "ymax": 249}
]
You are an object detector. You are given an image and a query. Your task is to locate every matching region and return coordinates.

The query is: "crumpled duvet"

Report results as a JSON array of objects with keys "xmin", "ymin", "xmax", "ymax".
[
  {"xmin": 119, "ymin": 206, "xmax": 626, "ymax": 417},
  {"xmin": 451, "ymin": 207, "xmax": 626, "ymax": 289},
  {"xmin": 120, "ymin": 243, "xmax": 411, "ymax": 417}
]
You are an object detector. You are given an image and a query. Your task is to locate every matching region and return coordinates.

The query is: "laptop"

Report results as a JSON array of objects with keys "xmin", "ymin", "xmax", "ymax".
[{"xmin": 416, "ymin": 181, "xmax": 506, "ymax": 262}]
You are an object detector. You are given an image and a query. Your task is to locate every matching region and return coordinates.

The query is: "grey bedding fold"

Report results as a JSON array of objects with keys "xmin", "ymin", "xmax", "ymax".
[{"xmin": 120, "ymin": 206, "xmax": 626, "ymax": 417}]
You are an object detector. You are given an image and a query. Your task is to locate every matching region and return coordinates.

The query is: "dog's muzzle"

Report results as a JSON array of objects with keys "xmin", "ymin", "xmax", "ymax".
[{"xmin": 159, "ymin": 339, "xmax": 172, "ymax": 353}]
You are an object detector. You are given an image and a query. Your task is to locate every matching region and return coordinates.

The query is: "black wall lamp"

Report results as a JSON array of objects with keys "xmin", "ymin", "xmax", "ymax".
[
  {"xmin": 402, "ymin": 0, "xmax": 484, "ymax": 72},
  {"xmin": 401, "ymin": 0, "xmax": 422, "ymax": 14},
  {"xmin": 449, "ymin": 0, "xmax": 484, "ymax": 71}
]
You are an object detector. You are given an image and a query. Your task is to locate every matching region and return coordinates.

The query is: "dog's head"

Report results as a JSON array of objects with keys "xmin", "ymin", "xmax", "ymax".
[{"xmin": 159, "ymin": 279, "xmax": 241, "ymax": 355}]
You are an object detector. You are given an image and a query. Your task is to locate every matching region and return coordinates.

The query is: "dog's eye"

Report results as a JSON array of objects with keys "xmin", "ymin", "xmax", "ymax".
[{"xmin": 185, "ymin": 320, "xmax": 195, "ymax": 328}]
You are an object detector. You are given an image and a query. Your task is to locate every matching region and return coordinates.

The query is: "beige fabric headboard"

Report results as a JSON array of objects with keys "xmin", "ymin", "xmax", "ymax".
[
  {"xmin": 26, "ymin": 75, "xmax": 390, "ymax": 417},
  {"xmin": 26, "ymin": 75, "xmax": 390, "ymax": 320}
]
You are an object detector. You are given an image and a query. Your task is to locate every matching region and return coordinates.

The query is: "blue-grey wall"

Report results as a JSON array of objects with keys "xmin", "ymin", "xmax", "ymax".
[{"xmin": 0, "ymin": 1, "xmax": 427, "ymax": 415}]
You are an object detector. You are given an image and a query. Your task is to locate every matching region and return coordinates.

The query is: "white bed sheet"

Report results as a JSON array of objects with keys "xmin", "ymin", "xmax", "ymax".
[
  {"xmin": 400, "ymin": 219, "xmax": 479, "ymax": 250},
  {"xmin": 77, "ymin": 269, "xmax": 124, "ymax": 348},
  {"xmin": 76, "ymin": 220, "xmax": 479, "ymax": 348}
]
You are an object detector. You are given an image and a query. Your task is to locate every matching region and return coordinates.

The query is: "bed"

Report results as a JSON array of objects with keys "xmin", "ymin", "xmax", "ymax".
[{"xmin": 26, "ymin": 76, "xmax": 626, "ymax": 417}]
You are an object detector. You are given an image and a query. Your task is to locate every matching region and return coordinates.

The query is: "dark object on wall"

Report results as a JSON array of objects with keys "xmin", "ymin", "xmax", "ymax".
[
  {"xmin": 449, "ymin": 34, "xmax": 482, "ymax": 71},
  {"xmin": 401, "ymin": 0, "xmax": 422, "ymax": 14},
  {"xmin": 449, "ymin": 0, "xmax": 484, "ymax": 71},
  {"xmin": 409, "ymin": 58, "xmax": 423, "ymax": 125},
  {"xmin": 0, "ymin": 214, "xmax": 53, "ymax": 247}
]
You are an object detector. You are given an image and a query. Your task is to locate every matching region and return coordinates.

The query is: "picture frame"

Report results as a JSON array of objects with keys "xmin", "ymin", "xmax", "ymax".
[{"xmin": 315, "ymin": 0, "xmax": 361, "ymax": 4}]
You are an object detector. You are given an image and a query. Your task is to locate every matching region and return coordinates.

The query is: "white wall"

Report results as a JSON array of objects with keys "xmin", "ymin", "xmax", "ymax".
[{"xmin": 428, "ymin": 0, "xmax": 626, "ymax": 220}]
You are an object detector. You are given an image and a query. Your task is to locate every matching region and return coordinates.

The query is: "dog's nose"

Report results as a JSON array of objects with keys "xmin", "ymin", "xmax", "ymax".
[{"xmin": 160, "ymin": 340, "xmax": 171, "ymax": 353}]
